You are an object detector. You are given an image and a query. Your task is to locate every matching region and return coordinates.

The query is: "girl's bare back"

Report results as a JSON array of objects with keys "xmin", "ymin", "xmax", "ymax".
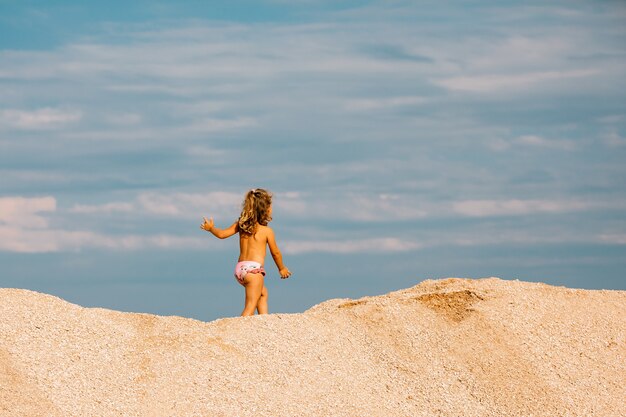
[{"xmin": 238, "ymin": 225, "xmax": 271, "ymax": 264}]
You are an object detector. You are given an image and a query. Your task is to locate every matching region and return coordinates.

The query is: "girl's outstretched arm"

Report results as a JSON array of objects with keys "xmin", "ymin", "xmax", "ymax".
[{"xmin": 201, "ymin": 217, "xmax": 238, "ymax": 239}]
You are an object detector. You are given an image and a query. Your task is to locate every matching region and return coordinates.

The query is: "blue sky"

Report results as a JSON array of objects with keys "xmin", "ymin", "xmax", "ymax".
[{"xmin": 1, "ymin": 0, "xmax": 625, "ymax": 321}]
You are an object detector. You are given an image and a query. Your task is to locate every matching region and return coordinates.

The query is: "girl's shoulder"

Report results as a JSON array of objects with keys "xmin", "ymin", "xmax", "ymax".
[{"xmin": 257, "ymin": 224, "xmax": 273, "ymax": 235}]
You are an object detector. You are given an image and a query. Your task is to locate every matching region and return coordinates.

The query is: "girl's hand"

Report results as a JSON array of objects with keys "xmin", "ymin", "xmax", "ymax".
[
  {"xmin": 200, "ymin": 216, "xmax": 214, "ymax": 232},
  {"xmin": 279, "ymin": 267, "xmax": 291, "ymax": 279}
]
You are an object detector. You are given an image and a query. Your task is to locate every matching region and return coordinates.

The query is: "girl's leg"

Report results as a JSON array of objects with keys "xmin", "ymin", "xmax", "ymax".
[
  {"xmin": 241, "ymin": 273, "xmax": 264, "ymax": 316},
  {"xmin": 256, "ymin": 285, "xmax": 268, "ymax": 314}
]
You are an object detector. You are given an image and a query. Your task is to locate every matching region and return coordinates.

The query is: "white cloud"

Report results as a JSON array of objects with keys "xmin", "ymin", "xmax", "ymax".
[
  {"xmin": 343, "ymin": 96, "xmax": 428, "ymax": 111},
  {"xmin": 468, "ymin": 35, "xmax": 572, "ymax": 70},
  {"xmin": 603, "ymin": 131, "xmax": 626, "ymax": 147},
  {"xmin": 0, "ymin": 226, "xmax": 61, "ymax": 253},
  {"xmin": 282, "ymin": 220, "xmax": 626, "ymax": 254},
  {"xmin": 3, "ymin": 193, "xmax": 624, "ymax": 254},
  {"xmin": 596, "ymin": 115, "xmax": 624, "ymax": 124},
  {"xmin": 597, "ymin": 234, "xmax": 626, "ymax": 245},
  {"xmin": 137, "ymin": 192, "xmax": 242, "ymax": 218},
  {"xmin": 487, "ymin": 134, "xmax": 581, "ymax": 152},
  {"xmin": 283, "ymin": 237, "xmax": 422, "ymax": 254},
  {"xmin": 169, "ymin": 100, "xmax": 228, "ymax": 115},
  {"xmin": 69, "ymin": 191, "xmax": 626, "ymax": 225},
  {"xmin": 81, "ymin": 233, "xmax": 208, "ymax": 251},
  {"xmin": 185, "ymin": 146, "xmax": 228, "ymax": 159},
  {"xmin": 105, "ymin": 113, "xmax": 143, "ymax": 126},
  {"xmin": 279, "ymin": 192, "xmax": 428, "ymax": 221},
  {"xmin": 0, "ymin": 195, "xmax": 214, "ymax": 253},
  {"xmin": 434, "ymin": 69, "xmax": 599, "ymax": 93},
  {"xmin": 0, "ymin": 225, "xmax": 209, "ymax": 253},
  {"xmin": 184, "ymin": 117, "xmax": 257, "ymax": 133},
  {"xmin": 451, "ymin": 199, "xmax": 593, "ymax": 217},
  {"xmin": 0, "ymin": 196, "xmax": 56, "ymax": 228},
  {"xmin": 0, "ymin": 226, "xmax": 99, "ymax": 253},
  {"xmin": 0, "ymin": 196, "xmax": 90, "ymax": 252},
  {"xmin": 0, "ymin": 21, "xmax": 431, "ymax": 97},
  {"xmin": 517, "ymin": 135, "xmax": 547, "ymax": 146},
  {"xmin": 2, "ymin": 192, "xmax": 425, "ymax": 254},
  {"xmin": 0, "ymin": 108, "xmax": 82, "ymax": 130},
  {"xmin": 280, "ymin": 192, "xmax": 625, "ymax": 222},
  {"xmin": 70, "ymin": 202, "xmax": 135, "ymax": 214},
  {"xmin": 447, "ymin": 233, "xmax": 578, "ymax": 247},
  {"xmin": 516, "ymin": 135, "xmax": 578, "ymax": 150},
  {"xmin": 70, "ymin": 191, "xmax": 243, "ymax": 219}
]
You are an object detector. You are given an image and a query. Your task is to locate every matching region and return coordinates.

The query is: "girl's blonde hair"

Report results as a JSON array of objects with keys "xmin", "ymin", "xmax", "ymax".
[{"xmin": 238, "ymin": 188, "xmax": 272, "ymax": 235}]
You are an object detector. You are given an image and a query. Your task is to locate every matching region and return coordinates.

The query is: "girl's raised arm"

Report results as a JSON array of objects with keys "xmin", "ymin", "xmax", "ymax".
[{"xmin": 201, "ymin": 217, "xmax": 238, "ymax": 239}]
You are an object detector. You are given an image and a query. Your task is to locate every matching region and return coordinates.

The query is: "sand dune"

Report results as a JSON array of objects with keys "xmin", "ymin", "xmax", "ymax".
[{"xmin": 1, "ymin": 277, "xmax": 624, "ymax": 416}]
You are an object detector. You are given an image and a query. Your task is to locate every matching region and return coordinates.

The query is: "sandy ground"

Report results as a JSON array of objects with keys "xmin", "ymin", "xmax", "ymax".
[{"xmin": 1, "ymin": 277, "xmax": 625, "ymax": 417}]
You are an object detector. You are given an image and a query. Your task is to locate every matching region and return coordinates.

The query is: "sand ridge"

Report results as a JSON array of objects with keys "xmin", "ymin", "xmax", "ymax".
[{"xmin": 1, "ymin": 277, "xmax": 625, "ymax": 416}]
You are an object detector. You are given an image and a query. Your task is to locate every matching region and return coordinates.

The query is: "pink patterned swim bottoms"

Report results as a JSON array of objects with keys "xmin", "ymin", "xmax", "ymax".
[{"xmin": 234, "ymin": 261, "xmax": 266, "ymax": 286}]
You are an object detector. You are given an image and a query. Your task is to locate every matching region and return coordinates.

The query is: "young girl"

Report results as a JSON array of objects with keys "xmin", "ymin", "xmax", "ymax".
[{"xmin": 200, "ymin": 188, "xmax": 291, "ymax": 316}]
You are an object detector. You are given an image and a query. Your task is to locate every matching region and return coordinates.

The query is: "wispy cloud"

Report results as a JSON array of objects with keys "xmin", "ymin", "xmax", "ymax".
[
  {"xmin": 357, "ymin": 43, "xmax": 433, "ymax": 63},
  {"xmin": 184, "ymin": 117, "xmax": 258, "ymax": 133},
  {"xmin": 280, "ymin": 191, "xmax": 626, "ymax": 221},
  {"xmin": 603, "ymin": 131, "xmax": 626, "ymax": 147},
  {"xmin": 0, "ymin": 196, "xmax": 56, "ymax": 228},
  {"xmin": 279, "ymin": 192, "xmax": 429, "ymax": 221},
  {"xmin": 70, "ymin": 191, "xmax": 243, "ymax": 218},
  {"xmin": 69, "ymin": 191, "xmax": 430, "ymax": 223},
  {"xmin": 0, "ymin": 225, "xmax": 209, "ymax": 253},
  {"xmin": 514, "ymin": 135, "xmax": 578, "ymax": 150},
  {"xmin": 343, "ymin": 96, "xmax": 428, "ymax": 111},
  {"xmin": 2, "ymin": 192, "xmax": 624, "ymax": 254},
  {"xmin": 0, "ymin": 108, "xmax": 82, "ymax": 130},
  {"xmin": 0, "ymin": 195, "xmax": 211, "ymax": 253},
  {"xmin": 284, "ymin": 237, "xmax": 422, "ymax": 254},
  {"xmin": 489, "ymin": 135, "xmax": 579, "ymax": 151},
  {"xmin": 435, "ymin": 69, "xmax": 599, "ymax": 93},
  {"xmin": 69, "ymin": 191, "xmax": 626, "ymax": 223},
  {"xmin": 597, "ymin": 234, "xmax": 626, "ymax": 245},
  {"xmin": 70, "ymin": 202, "xmax": 135, "ymax": 214},
  {"xmin": 452, "ymin": 199, "xmax": 596, "ymax": 217}
]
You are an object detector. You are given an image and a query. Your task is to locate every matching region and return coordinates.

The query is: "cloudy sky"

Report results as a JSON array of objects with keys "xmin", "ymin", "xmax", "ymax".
[{"xmin": 1, "ymin": 0, "xmax": 625, "ymax": 320}]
